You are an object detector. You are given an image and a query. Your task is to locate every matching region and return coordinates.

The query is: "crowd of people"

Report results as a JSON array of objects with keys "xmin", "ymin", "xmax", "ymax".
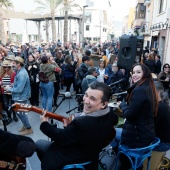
[{"xmin": 0, "ymin": 40, "xmax": 169, "ymax": 169}]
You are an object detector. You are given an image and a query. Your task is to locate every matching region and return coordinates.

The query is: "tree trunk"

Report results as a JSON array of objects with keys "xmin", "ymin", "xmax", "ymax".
[
  {"xmin": 0, "ymin": 13, "xmax": 6, "ymax": 45},
  {"xmin": 36, "ymin": 21, "xmax": 41, "ymax": 44},
  {"xmin": 63, "ymin": 10, "xmax": 68, "ymax": 45},
  {"xmin": 69, "ymin": 19, "xmax": 72, "ymax": 42},
  {"xmin": 51, "ymin": 13, "xmax": 56, "ymax": 41},
  {"xmin": 78, "ymin": 18, "xmax": 82, "ymax": 47},
  {"xmin": 45, "ymin": 19, "xmax": 49, "ymax": 42}
]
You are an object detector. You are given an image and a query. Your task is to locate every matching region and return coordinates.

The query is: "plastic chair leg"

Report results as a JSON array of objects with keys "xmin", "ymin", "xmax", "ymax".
[{"xmin": 147, "ymin": 156, "xmax": 151, "ymax": 170}]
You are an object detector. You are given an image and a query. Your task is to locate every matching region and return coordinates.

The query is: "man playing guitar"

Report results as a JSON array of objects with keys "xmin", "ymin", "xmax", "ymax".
[{"xmin": 35, "ymin": 81, "xmax": 118, "ymax": 170}]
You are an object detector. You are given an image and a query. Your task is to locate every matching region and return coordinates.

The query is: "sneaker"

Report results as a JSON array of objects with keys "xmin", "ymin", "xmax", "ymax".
[
  {"xmin": 19, "ymin": 128, "xmax": 33, "ymax": 136},
  {"xmin": 18, "ymin": 126, "xmax": 26, "ymax": 132},
  {"xmin": 13, "ymin": 116, "xmax": 18, "ymax": 122}
]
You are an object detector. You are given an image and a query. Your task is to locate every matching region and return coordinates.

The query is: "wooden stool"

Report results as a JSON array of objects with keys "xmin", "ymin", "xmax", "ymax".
[{"xmin": 143, "ymin": 151, "xmax": 166, "ymax": 170}]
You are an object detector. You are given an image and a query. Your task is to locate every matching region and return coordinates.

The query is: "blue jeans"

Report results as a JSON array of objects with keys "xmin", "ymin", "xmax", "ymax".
[
  {"xmin": 40, "ymin": 81, "xmax": 54, "ymax": 112},
  {"xmin": 14, "ymin": 100, "xmax": 31, "ymax": 129},
  {"xmin": 36, "ymin": 139, "xmax": 51, "ymax": 161},
  {"xmin": 115, "ymin": 128, "xmax": 122, "ymax": 141}
]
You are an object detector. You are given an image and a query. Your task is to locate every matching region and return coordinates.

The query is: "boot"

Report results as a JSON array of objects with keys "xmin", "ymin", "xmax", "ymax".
[
  {"xmin": 18, "ymin": 126, "xmax": 26, "ymax": 132},
  {"xmin": 19, "ymin": 128, "xmax": 33, "ymax": 136},
  {"xmin": 13, "ymin": 111, "xmax": 18, "ymax": 122}
]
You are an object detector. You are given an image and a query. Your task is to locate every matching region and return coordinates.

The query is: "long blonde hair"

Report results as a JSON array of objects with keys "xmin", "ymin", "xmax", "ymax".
[{"xmin": 0, "ymin": 67, "xmax": 14, "ymax": 78}]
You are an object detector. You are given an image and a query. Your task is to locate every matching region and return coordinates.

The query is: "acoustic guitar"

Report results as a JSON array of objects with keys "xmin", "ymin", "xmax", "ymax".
[
  {"xmin": 0, "ymin": 155, "xmax": 26, "ymax": 170},
  {"xmin": 12, "ymin": 103, "xmax": 67, "ymax": 122}
]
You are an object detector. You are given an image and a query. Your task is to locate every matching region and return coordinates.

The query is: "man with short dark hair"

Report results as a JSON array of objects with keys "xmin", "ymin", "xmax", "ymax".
[{"xmin": 36, "ymin": 81, "xmax": 118, "ymax": 170}]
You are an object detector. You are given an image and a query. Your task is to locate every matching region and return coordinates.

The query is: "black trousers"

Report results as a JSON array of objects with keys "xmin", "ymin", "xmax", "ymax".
[{"xmin": 30, "ymin": 82, "xmax": 39, "ymax": 106}]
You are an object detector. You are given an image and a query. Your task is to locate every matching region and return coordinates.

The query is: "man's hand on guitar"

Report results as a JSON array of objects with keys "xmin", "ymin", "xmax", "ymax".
[
  {"xmin": 41, "ymin": 110, "xmax": 49, "ymax": 123},
  {"xmin": 63, "ymin": 116, "xmax": 72, "ymax": 128}
]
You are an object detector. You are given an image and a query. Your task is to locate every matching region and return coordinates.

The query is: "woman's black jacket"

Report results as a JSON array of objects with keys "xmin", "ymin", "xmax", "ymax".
[{"xmin": 120, "ymin": 81, "xmax": 155, "ymax": 148}]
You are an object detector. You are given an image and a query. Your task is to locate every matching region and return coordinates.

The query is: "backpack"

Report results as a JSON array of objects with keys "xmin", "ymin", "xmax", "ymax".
[
  {"xmin": 39, "ymin": 65, "xmax": 52, "ymax": 83},
  {"xmin": 39, "ymin": 71, "xmax": 49, "ymax": 83}
]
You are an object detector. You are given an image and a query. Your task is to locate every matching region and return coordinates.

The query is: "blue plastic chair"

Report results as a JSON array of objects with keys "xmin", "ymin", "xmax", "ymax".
[
  {"xmin": 62, "ymin": 161, "xmax": 91, "ymax": 170},
  {"xmin": 115, "ymin": 137, "xmax": 160, "ymax": 170}
]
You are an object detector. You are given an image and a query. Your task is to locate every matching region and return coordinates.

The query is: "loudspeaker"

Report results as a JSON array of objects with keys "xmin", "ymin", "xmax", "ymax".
[{"xmin": 117, "ymin": 35, "xmax": 143, "ymax": 70}]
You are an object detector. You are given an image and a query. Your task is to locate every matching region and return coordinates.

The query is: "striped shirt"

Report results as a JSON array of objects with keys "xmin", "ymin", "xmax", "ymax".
[{"xmin": 2, "ymin": 76, "xmax": 11, "ymax": 94}]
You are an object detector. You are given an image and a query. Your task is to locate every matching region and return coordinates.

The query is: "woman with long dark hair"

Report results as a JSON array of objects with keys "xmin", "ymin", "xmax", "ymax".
[
  {"xmin": 25, "ymin": 53, "xmax": 40, "ymax": 106},
  {"xmin": 117, "ymin": 63, "xmax": 158, "ymax": 170}
]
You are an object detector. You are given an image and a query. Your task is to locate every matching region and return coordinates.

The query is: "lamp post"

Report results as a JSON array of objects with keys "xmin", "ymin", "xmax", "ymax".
[
  {"xmin": 82, "ymin": 5, "xmax": 88, "ymax": 48},
  {"xmin": 100, "ymin": 21, "xmax": 103, "ymax": 45}
]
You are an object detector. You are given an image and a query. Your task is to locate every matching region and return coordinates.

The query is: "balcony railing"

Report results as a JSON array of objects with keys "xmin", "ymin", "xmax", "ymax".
[{"xmin": 140, "ymin": 21, "xmax": 150, "ymax": 35}]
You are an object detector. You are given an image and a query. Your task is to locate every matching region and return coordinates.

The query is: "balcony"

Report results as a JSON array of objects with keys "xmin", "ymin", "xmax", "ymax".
[
  {"xmin": 133, "ymin": 18, "xmax": 145, "ymax": 30},
  {"xmin": 140, "ymin": 21, "xmax": 151, "ymax": 35},
  {"xmin": 144, "ymin": 0, "xmax": 151, "ymax": 6}
]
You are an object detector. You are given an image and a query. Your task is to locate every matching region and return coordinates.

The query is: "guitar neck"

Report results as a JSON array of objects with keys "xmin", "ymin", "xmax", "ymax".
[{"xmin": 31, "ymin": 106, "xmax": 67, "ymax": 122}]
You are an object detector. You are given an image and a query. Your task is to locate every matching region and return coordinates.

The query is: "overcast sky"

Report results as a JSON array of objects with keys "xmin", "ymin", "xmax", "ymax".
[{"xmin": 11, "ymin": 0, "xmax": 136, "ymax": 21}]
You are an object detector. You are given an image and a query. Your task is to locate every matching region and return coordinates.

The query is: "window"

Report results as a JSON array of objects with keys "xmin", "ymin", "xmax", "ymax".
[
  {"xmin": 86, "ymin": 25, "xmax": 90, "ymax": 31},
  {"xmin": 135, "ymin": 3, "xmax": 146, "ymax": 19},
  {"xmin": 159, "ymin": 0, "xmax": 166, "ymax": 14}
]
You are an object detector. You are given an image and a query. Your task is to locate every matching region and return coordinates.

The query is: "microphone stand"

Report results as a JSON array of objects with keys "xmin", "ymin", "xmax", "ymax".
[
  {"xmin": 66, "ymin": 103, "xmax": 83, "ymax": 114},
  {"xmin": 51, "ymin": 96, "xmax": 66, "ymax": 125}
]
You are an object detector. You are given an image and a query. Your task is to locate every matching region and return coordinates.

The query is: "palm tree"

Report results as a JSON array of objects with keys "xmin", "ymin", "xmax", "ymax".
[
  {"xmin": 63, "ymin": 0, "xmax": 82, "ymax": 45},
  {"xmin": 0, "ymin": 0, "xmax": 13, "ymax": 45},
  {"xmin": 34, "ymin": 0, "xmax": 63, "ymax": 42}
]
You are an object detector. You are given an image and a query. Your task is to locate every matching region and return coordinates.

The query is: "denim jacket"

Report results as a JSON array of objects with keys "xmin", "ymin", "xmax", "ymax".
[{"xmin": 9, "ymin": 67, "xmax": 31, "ymax": 101}]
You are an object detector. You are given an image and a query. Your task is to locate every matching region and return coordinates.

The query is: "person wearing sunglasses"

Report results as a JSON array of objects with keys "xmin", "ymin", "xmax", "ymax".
[{"xmin": 158, "ymin": 63, "xmax": 170, "ymax": 97}]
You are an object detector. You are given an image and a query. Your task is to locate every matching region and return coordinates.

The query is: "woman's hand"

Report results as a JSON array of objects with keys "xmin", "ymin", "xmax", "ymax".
[
  {"xmin": 165, "ymin": 77, "xmax": 169, "ymax": 82},
  {"xmin": 117, "ymin": 101, "xmax": 122, "ymax": 107},
  {"xmin": 33, "ymin": 65, "xmax": 37, "ymax": 69},
  {"xmin": 28, "ymin": 66, "xmax": 32, "ymax": 70}
]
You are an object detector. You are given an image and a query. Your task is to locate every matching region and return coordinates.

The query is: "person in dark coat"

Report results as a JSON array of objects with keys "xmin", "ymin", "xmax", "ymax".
[
  {"xmin": 62, "ymin": 55, "xmax": 77, "ymax": 92},
  {"xmin": 117, "ymin": 63, "xmax": 159, "ymax": 170},
  {"xmin": 144, "ymin": 52, "xmax": 156, "ymax": 73},
  {"xmin": 25, "ymin": 53, "xmax": 40, "ymax": 106},
  {"xmin": 154, "ymin": 81, "xmax": 170, "ymax": 151},
  {"xmin": 157, "ymin": 63, "xmax": 170, "ymax": 97},
  {"xmin": 36, "ymin": 81, "xmax": 118, "ymax": 170},
  {"xmin": 0, "ymin": 129, "xmax": 35, "ymax": 158},
  {"xmin": 154, "ymin": 55, "xmax": 161, "ymax": 75},
  {"xmin": 81, "ymin": 66, "xmax": 97, "ymax": 94},
  {"xmin": 75, "ymin": 56, "xmax": 90, "ymax": 94},
  {"xmin": 106, "ymin": 62, "xmax": 124, "ymax": 94}
]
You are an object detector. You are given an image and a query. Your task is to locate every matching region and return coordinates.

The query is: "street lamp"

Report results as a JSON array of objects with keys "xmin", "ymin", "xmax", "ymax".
[{"xmin": 82, "ymin": 5, "xmax": 88, "ymax": 48}]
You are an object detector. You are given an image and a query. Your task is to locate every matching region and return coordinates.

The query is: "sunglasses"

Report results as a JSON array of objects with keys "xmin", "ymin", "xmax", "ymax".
[{"xmin": 3, "ymin": 66, "xmax": 11, "ymax": 68}]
